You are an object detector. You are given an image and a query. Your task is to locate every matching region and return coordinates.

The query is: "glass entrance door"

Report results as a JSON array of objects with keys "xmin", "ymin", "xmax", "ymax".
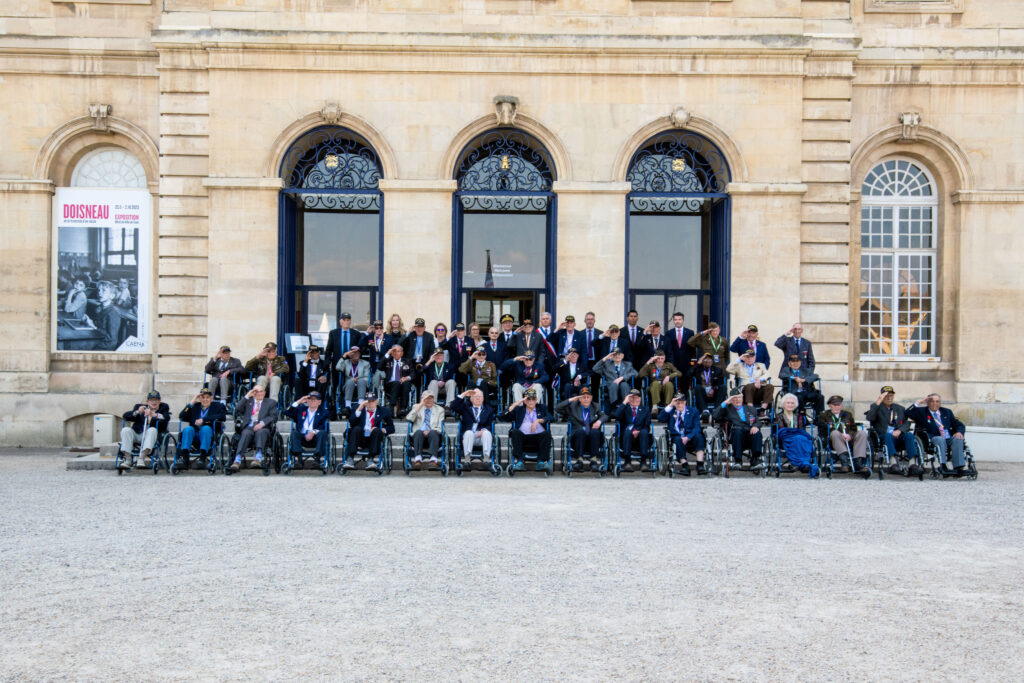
[{"xmin": 466, "ymin": 290, "xmax": 537, "ymax": 328}]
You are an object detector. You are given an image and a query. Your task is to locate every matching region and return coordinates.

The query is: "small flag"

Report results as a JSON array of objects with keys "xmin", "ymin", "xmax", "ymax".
[{"xmin": 484, "ymin": 248, "xmax": 494, "ymax": 289}]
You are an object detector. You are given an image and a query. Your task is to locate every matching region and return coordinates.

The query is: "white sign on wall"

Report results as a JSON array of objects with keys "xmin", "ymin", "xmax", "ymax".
[{"xmin": 52, "ymin": 188, "xmax": 152, "ymax": 353}]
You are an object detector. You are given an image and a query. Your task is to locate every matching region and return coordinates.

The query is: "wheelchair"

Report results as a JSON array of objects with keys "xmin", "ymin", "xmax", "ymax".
[
  {"xmin": 402, "ymin": 421, "xmax": 451, "ymax": 476},
  {"xmin": 453, "ymin": 421, "xmax": 503, "ymax": 477},
  {"xmin": 224, "ymin": 423, "xmax": 283, "ymax": 476},
  {"xmin": 204, "ymin": 372, "xmax": 238, "ymax": 412},
  {"xmin": 234, "ymin": 371, "xmax": 293, "ymax": 419},
  {"xmin": 865, "ymin": 428, "xmax": 926, "ymax": 481},
  {"xmin": 333, "ymin": 372, "xmax": 383, "ymax": 419},
  {"xmin": 610, "ymin": 422, "xmax": 662, "ymax": 477},
  {"xmin": 500, "ymin": 423, "xmax": 555, "ymax": 477},
  {"xmin": 560, "ymin": 423, "xmax": 612, "ymax": 477},
  {"xmin": 658, "ymin": 428, "xmax": 712, "ymax": 478},
  {"xmin": 338, "ymin": 424, "xmax": 393, "ymax": 476},
  {"xmin": 707, "ymin": 412, "xmax": 769, "ymax": 478},
  {"xmin": 114, "ymin": 419, "xmax": 177, "ymax": 476},
  {"xmin": 915, "ymin": 429, "xmax": 979, "ymax": 480},
  {"xmin": 279, "ymin": 420, "xmax": 336, "ymax": 475},
  {"xmin": 169, "ymin": 418, "xmax": 229, "ymax": 475},
  {"xmin": 762, "ymin": 418, "xmax": 817, "ymax": 478},
  {"xmin": 813, "ymin": 428, "xmax": 873, "ymax": 480}
]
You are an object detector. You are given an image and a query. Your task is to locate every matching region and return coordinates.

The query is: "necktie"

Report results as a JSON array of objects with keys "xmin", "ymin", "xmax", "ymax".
[
  {"xmin": 219, "ymin": 360, "xmax": 225, "ymax": 371},
  {"xmin": 615, "ymin": 365, "xmax": 621, "ymax": 377},
  {"xmin": 342, "ymin": 330, "xmax": 348, "ymax": 351},
  {"xmin": 423, "ymin": 408, "xmax": 431, "ymax": 432},
  {"xmin": 676, "ymin": 413, "xmax": 682, "ymax": 432},
  {"xmin": 491, "ymin": 342, "xmax": 496, "ymax": 351},
  {"xmin": 631, "ymin": 407, "xmax": 637, "ymax": 425},
  {"xmin": 473, "ymin": 407, "xmax": 480, "ymax": 422},
  {"xmin": 677, "ymin": 330, "xmax": 682, "ymax": 348},
  {"xmin": 630, "ymin": 328, "xmax": 636, "ymax": 343},
  {"xmin": 351, "ymin": 363, "xmax": 358, "ymax": 378},
  {"xmin": 392, "ymin": 363, "xmax": 399, "ymax": 381},
  {"xmin": 252, "ymin": 400, "xmax": 261, "ymax": 423},
  {"xmin": 368, "ymin": 411, "xmax": 375, "ymax": 430},
  {"xmin": 587, "ymin": 329, "xmax": 593, "ymax": 358}
]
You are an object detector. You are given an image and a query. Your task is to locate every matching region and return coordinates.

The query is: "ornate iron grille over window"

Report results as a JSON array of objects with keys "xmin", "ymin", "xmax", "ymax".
[
  {"xmin": 280, "ymin": 126, "xmax": 382, "ymax": 210},
  {"xmin": 455, "ymin": 129, "xmax": 555, "ymax": 193},
  {"xmin": 627, "ymin": 131, "xmax": 729, "ymax": 194}
]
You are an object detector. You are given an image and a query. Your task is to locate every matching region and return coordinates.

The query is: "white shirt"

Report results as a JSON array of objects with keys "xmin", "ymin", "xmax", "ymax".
[{"xmin": 302, "ymin": 408, "xmax": 317, "ymax": 435}]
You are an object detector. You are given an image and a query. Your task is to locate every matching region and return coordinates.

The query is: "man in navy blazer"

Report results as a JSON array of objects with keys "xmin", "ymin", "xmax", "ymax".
[
  {"xmin": 774, "ymin": 322, "xmax": 815, "ymax": 371},
  {"xmin": 341, "ymin": 392, "xmax": 395, "ymax": 470},
  {"xmin": 325, "ymin": 313, "xmax": 365, "ymax": 379},
  {"xmin": 480, "ymin": 327, "xmax": 506, "ymax": 367},
  {"xmin": 500, "ymin": 388, "xmax": 553, "ymax": 467},
  {"xmin": 730, "ymin": 324, "xmax": 772, "ymax": 369},
  {"xmin": 659, "ymin": 393, "xmax": 706, "ymax": 476},
  {"xmin": 666, "ymin": 312, "xmax": 696, "ymax": 370},
  {"xmin": 613, "ymin": 389, "xmax": 653, "ymax": 470},
  {"xmin": 550, "ymin": 314, "xmax": 586, "ymax": 360},
  {"xmin": 284, "ymin": 391, "xmax": 331, "ymax": 459},
  {"xmin": 907, "ymin": 394, "xmax": 967, "ymax": 476},
  {"xmin": 597, "ymin": 324, "xmax": 632, "ymax": 363},
  {"xmin": 636, "ymin": 320, "xmax": 669, "ymax": 368},
  {"xmin": 450, "ymin": 388, "xmax": 496, "ymax": 464}
]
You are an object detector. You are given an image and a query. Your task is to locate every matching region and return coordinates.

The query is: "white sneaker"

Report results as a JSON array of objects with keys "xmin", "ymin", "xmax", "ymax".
[
  {"xmin": 413, "ymin": 455, "xmax": 422, "ymax": 464},
  {"xmin": 429, "ymin": 456, "xmax": 438, "ymax": 466},
  {"xmin": 134, "ymin": 456, "xmax": 147, "ymax": 468}
]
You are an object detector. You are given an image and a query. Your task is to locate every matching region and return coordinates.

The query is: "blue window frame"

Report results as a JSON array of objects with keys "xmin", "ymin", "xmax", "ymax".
[
  {"xmin": 625, "ymin": 130, "xmax": 731, "ymax": 337},
  {"xmin": 451, "ymin": 128, "xmax": 557, "ymax": 327},
  {"xmin": 277, "ymin": 126, "xmax": 385, "ymax": 340}
]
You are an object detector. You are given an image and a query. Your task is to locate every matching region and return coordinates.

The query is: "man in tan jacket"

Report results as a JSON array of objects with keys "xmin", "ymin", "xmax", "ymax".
[{"xmin": 727, "ymin": 348, "xmax": 772, "ymax": 411}]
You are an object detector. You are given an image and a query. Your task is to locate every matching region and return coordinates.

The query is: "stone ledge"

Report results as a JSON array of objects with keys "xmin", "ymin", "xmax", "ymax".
[
  {"xmin": 726, "ymin": 182, "xmax": 808, "ymax": 195},
  {"xmin": 378, "ymin": 179, "xmax": 458, "ymax": 193},
  {"xmin": 0, "ymin": 178, "xmax": 54, "ymax": 194},
  {"xmin": 551, "ymin": 181, "xmax": 632, "ymax": 194},
  {"xmin": 202, "ymin": 177, "xmax": 283, "ymax": 190},
  {"xmin": 952, "ymin": 190, "xmax": 1024, "ymax": 205}
]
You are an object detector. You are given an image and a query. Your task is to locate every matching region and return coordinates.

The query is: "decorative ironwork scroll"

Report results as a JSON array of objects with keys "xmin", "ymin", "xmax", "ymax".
[
  {"xmin": 626, "ymin": 130, "xmax": 730, "ymax": 195},
  {"xmin": 281, "ymin": 126, "xmax": 382, "ymax": 192},
  {"xmin": 455, "ymin": 129, "xmax": 554, "ymax": 192},
  {"xmin": 459, "ymin": 194, "xmax": 550, "ymax": 212}
]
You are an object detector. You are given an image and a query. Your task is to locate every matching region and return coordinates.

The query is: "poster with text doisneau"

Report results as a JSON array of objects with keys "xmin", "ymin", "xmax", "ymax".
[{"xmin": 53, "ymin": 188, "xmax": 151, "ymax": 353}]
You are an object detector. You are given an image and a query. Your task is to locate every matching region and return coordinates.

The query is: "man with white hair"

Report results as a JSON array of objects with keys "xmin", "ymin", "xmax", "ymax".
[
  {"xmin": 775, "ymin": 322, "xmax": 815, "ymax": 371},
  {"xmin": 406, "ymin": 390, "xmax": 446, "ymax": 468},
  {"xmin": 451, "ymin": 388, "xmax": 496, "ymax": 467}
]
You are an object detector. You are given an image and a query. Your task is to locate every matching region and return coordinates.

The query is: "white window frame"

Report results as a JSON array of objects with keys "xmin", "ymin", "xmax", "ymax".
[{"xmin": 858, "ymin": 157, "xmax": 940, "ymax": 361}]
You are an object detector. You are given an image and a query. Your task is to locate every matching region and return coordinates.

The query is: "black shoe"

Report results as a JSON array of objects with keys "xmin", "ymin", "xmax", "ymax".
[
  {"xmin": 749, "ymin": 456, "xmax": 762, "ymax": 470},
  {"xmin": 954, "ymin": 466, "xmax": 966, "ymax": 478},
  {"xmin": 622, "ymin": 462, "xmax": 634, "ymax": 472},
  {"xmin": 887, "ymin": 463, "xmax": 902, "ymax": 475},
  {"xmin": 589, "ymin": 458, "xmax": 600, "ymax": 471},
  {"xmin": 853, "ymin": 457, "xmax": 869, "ymax": 473},
  {"xmin": 907, "ymin": 464, "xmax": 924, "ymax": 477},
  {"xmin": 939, "ymin": 463, "xmax": 954, "ymax": 477},
  {"xmin": 696, "ymin": 462, "xmax": 707, "ymax": 476},
  {"xmin": 340, "ymin": 407, "xmax": 351, "ymax": 419},
  {"xmin": 679, "ymin": 462, "xmax": 691, "ymax": 477}
]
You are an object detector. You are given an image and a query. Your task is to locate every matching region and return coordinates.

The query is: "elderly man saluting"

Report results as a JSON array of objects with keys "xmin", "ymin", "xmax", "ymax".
[{"xmin": 907, "ymin": 393, "xmax": 968, "ymax": 478}]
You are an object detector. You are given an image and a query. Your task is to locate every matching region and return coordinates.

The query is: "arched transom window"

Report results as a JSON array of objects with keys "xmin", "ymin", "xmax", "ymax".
[
  {"xmin": 70, "ymin": 147, "xmax": 147, "ymax": 188},
  {"xmin": 859, "ymin": 158, "xmax": 938, "ymax": 357}
]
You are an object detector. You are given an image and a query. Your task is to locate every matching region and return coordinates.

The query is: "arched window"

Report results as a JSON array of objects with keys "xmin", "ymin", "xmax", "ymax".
[
  {"xmin": 70, "ymin": 147, "xmax": 147, "ymax": 188},
  {"xmin": 278, "ymin": 126, "xmax": 384, "ymax": 337},
  {"xmin": 859, "ymin": 158, "xmax": 938, "ymax": 357},
  {"xmin": 452, "ymin": 128, "xmax": 557, "ymax": 326},
  {"xmin": 625, "ymin": 130, "xmax": 731, "ymax": 336}
]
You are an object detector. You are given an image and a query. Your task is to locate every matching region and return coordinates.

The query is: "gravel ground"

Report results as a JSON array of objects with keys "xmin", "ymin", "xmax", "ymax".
[{"xmin": 1, "ymin": 453, "xmax": 1022, "ymax": 682}]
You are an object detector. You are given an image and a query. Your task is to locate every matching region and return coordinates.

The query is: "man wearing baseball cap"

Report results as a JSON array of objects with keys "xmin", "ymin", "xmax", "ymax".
[
  {"xmin": 864, "ymin": 386, "xmax": 923, "ymax": 476},
  {"xmin": 552, "ymin": 314, "xmax": 585, "ymax": 359},
  {"xmin": 118, "ymin": 390, "xmax": 170, "ymax": 470},
  {"xmin": 342, "ymin": 391, "xmax": 395, "ymax": 470},
  {"xmin": 816, "ymin": 395, "xmax": 869, "ymax": 474},
  {"xmin": 501, "ymin": 387, "xmax": 553, "ymax": 471},
  {"xmin": 556, "ymin": 387, "xmax": 609, "ymax": 471},
  {"xmin": 204, "ymin": 345, "xmax": 242, "ymax": 404},
  {"xmin": 401, "ymin": 317, "xmax": 436, "ymax": 376},
  {"xmin": 285, "ymin": 391, "xmax": 330, "ymax": 464},
  {"xmin": 612, "ymin": 388, "xmax": 653, "ymax": 472},
  {"xmin": 726, "ymin": 347, "xmax": 772, "ymax": 412},
  {"xmin": 176, "ymin": 387, "xmax": 226, "ymax": 469},
  {"xmin": 511, "ymin": 350, "xmax": 549, "ymax": 404},
  {"xmin": 729, "ymin": 323, "xmax": 771, "ymax": 369}
]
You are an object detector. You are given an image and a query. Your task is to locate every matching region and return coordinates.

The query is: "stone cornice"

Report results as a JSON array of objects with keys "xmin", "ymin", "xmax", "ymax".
[
  {"xmin": 726, "ymin": 182, "xmax": 808, "ymax": 196},
  {"xmin": 952, "ymin": 191, "xmax": 1024, "ymax": 205},
  {"xmin": 0, "ymin": 179, "xmax": 55, "ymax": 194},
  {"xmin": 551, "ymin": 181, "xmax": 632, "ymax": 194},
  {"xmin": 378, "ymin": 179, "xmax": 458, "ymax": 193}
]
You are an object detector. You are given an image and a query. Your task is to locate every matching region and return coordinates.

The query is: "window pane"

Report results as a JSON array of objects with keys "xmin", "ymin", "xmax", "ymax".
[
  {"xmin": 666, "ymin": 294, "xmax": 699, "ymax": 333},
  {"xmin": 860, "ymin": 206, "xmax": 893, "ymax": 249},
  {"xmin": 628, "ymin": 215, "xmax": 702, "ymax": 289},
  {"xmin": 859, "ymin": 253, "xmax": 893, "ymax": 355},
  {"xmin": 896, "ymin": 253, "xmax": 933, "ymax": 354},
  {"xmin": 305, "ymin": 291, "xmax": 337, "ymax": 334},
  {"xmin": 462, "ymin": 213, "xmax": 546, "ymax": 289},
  {"xmin": 632, "ymin": 294, "xmax": 663, "ymax": 330},
  {"xmin": 340, "ymin": 291, "xmax": 373, "ymax": 331},
  {"xmin": 300, "ymin": 211, "xmax": 379, "ymax": 287}
]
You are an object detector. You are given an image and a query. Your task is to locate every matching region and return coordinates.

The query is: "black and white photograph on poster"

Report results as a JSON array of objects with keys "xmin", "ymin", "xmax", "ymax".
[{"xmin": 54, "ymin": 188, "xmax": 151, "ymax": 352}]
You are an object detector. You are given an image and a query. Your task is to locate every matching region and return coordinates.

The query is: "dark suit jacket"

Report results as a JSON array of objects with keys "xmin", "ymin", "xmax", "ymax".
[
  {"xmin": 906, "ymin": 405, "xmax": 965, "ymax": 438},
  {"xmin": 554, "ymin": 359, "xmax": 591, "ymax": 389},
  {"xmin": 598, "ymin": 335, "xmax": 633, "ymax": 363},
  {"xmin": 500, "ymin": 403, "xmax": 551, "ymax": 431},
  {"xmin": 513, "ymin": 362, "xmax": 549, "ymax": 388},
  {"xmin": 348, "ymin": 405, "xmax": 395, "ymax": 435},
  {"xmin": 729, "ymin": 337, "xmax": 772, "ymax": 369},
  {"xmin": 381, "ymin": 356, "xmax": 414, "ymax": 384},
  {"xmin": 774, "ymin": 334, "xmax": 815, "ymax": 371},
  {"xmin": 666, "ymin": 326, "xmax": 696, "ymax": 369},
  {"xmin": 178, "ymin": 401, "xmax": 226, "ymax": 429},
  {"xmin": 864, "ymin": 403, "xmax": 911, "ymax": 437},
  {"xmin": 285, "ymin": 403, "xmax": 331, "ymax": 434},
  {"xmin": 555, "ymin": 399, "xmax": 608, "ymax": 431},
  {"xmin": 714, "ymin": 403, "xmax": 758, "ymax": 431},
  {"xmin": 450, "ymin": 396, "xmax": 496, "ymax": 435},
  {"xmin": 613, "ymin": 403, "xmax": 652, "ymax": 432},
  {"xmin": 659, "ymin": 404, "xmax": 702, "ymax": 440},
  {"xmin": 123, "ymin": 402, "xmax": 170, "ymax": 435},
  {"xmin": 204, "ymin": 356, "xmax": 243, "ymax": 378},
  {"xmin": 445, "ymin": 336, "xmax": 474, "ymax": 368},
  {"xmin": 689, "ymin": 364, "xmax": 726, "ymax": 391},
  {"xmin": 512, "ymin": 332, "xmax": 544, "ymax": 358},
  {"xmin": 480, "ymin": 339, "xmax": 506, "ymax": 367},
  {"xmin": 622, "ymin": 325, "xmax": 645, "ymax": 350},
  {"xmin": 550, "ymin": 329, "xmax": 586, "ymax": 358},
  {"xmin": 400, "ymin": 332, "xmax": 436, "ymax": 366},
  {"xmin": 579, "ymin": 327, "xmax": 604, "ymax": 362},
  {"xmin": 326, "ymin": 327, "xmax": 365, "ymax": 370},
  {"xmin": 360, "ymin": 333, "xmax": 394, "ymax": 371},
  {"xmin": 295, "ymin": 358, "xmax": 331, "ymax": 392},
  {"xmin": 234, "ymin": 397, "xmax": 278, "ymax": 430}
]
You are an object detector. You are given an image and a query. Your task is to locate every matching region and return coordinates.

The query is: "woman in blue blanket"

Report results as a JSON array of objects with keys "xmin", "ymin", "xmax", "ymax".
[{"xmin": 776, "ymin": 393, "xmax": 819, "ymax": 478}]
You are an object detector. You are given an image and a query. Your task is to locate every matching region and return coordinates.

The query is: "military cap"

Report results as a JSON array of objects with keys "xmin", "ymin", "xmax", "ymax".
[
  {"xmin": 827, "ymin": 395, "xmax": 844, "ymax": 405},
  {"xmin": 628, "ymin": 388, "xmax": 641, "ymax": 397},
  {"xmin": 788, "ymin": 354, "xmax": 800, "ymax": 361},
  {"xmin": 198, "ymin": 388, "xmax": 212, "ymax": 396},
  {"xmin": 708, "ymin": 322, "xmax": 719, "ymax": 329},
  {"xmin": 747, "ymin": 324, "xmax": 758, "ymax": 333},
  {"xmin": 500, "ymin": 314, "xmax": 514, "ymax": 323},
  {"xmin": 741, "ymin": 348, "xmax": 755, "ymax": 357},
  {"xmin": 650, "ymin": 320, "xmax": 661, "ymax": 327},
  {"xmin": 308, "ymin": 344, "xmax": 320, "ymax": 352},
  {"xmin": 521, "ymin": 318, "xmax": 534, "ymax": 326},
  {"xmin": 454, "ymin": 323, "xmax": 465, "ymax": 330},
  {"xmin": 564, "ymin": 315, "xmax": 575, "ymax": 323},
  {"xmin": 340, "ymin": 312, "xmax": 351, "ymax": 320},
  {"xmin": 673, "ymin": 393, "xmax": 687, "ymax": 401},
  {"xmin": 414, "ymin": 318, "xmax": 426, "ymax": 326},
  {"xmin": 522, "ymin": 350, "xmax": 535, "ymax": 359},
  {"xmin": 580, "ymin": 387, "xmax": 592, "ymax": 396},
  {"xmin": 607, "ymin": 324, "xmax": 620, "ymax": 331},
  {"xmin": 219, "ymin": 345, "xmax": 231, "ymax": 353},
  {"xmin": 881, "ymin": 385, "xmax": 895, "ymax": 395},
  {"xmin": 372, "ymin": 319, "xmax": 383, "ymax": 327},
  {"xmin": 146, "ymin": 390, "xmax": 161, "ymax": 400},
  {"xmin": 264, "ymin": 342, "xmax": 277, "ymax": 350},
  {"xmin": 364, "ymin": 392, "xmax": 378, "ymax": 401},
  {"xmin": 307, "ymin": 391, "xmax": 322, "ymax": 400},
  {"xmin": 729, "ymin": 388, "xmax": 742, "ymax": 397},
  {"xmin": 524, "ymin": 388, "xmax": 538, "ymax": 399},
  {"xmin": 566, "ymin": 347, "xmax": 578, "ymax": 355}
]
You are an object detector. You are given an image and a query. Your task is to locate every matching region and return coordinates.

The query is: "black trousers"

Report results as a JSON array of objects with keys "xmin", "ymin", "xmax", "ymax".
[
  {"xmin": 289, "ymin": 429, "xmax": 325, "ymax": 456},
  {"xmin": 570, "ymin": 427, "xmax": 603, "ymax": 458},
  {"xmin": 620, "ymin": 428, "xmax": 650, "ymax": 458},
  {"xmin": 795, "ymin": 388, "xmax": 824, "ymax": 414},
  {"xmin": 694, "ymin": 383, "xmax": 726, "ymax": 412},
  {"xmin": 385, "ymin": 380, "xmax": 413, "ymax": 412},
  {"xmin": 346, "ymin": 428, "xmax": 382, "ymax": 459},
  {"xmin": 510, "ymin": 430, "xmax": 551, "ymax": 461},
  {"xmin": 729, "ymin": 427, "xmax": 763, "ymax": 462}
]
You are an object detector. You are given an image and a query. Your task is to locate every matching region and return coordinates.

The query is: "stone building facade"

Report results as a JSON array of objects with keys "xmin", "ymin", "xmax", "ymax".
[{"xmin": 1, "ymin": 0, "xmax": 1022, "ymax": 445}]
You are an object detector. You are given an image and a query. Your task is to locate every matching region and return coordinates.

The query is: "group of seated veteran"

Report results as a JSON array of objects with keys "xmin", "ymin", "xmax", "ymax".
[
  {"xmin": 118, "ymin": 390, "xmax": 170, "ymax": 470},
  {"xmin": 817, "ymin": 395, "xmax": 869, "ymax": 474},
  {"xmin": 726, "ymin": 348, "xmax": 772, "ymax": 412}
]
